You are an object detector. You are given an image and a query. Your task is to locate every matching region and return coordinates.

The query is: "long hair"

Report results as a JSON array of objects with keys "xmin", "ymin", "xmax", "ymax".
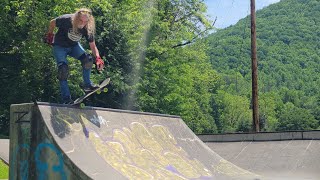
[{"xmin": 72, "ymin": 8, "xmax": 95, "ymax": 36}]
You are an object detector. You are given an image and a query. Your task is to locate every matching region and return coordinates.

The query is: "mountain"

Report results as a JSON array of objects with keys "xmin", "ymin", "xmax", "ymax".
[{"xmin": 206, "ymin": 0, "xmax": 320, "ymax": 132}]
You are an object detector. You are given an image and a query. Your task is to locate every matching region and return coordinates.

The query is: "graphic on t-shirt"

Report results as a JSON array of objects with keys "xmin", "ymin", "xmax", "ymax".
[{"xmin": 68, "ymin": 29, "xmax": 82, "ymax": 42}]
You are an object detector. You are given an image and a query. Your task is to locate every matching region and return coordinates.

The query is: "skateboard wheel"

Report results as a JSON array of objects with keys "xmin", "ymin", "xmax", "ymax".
[
  {"xmin": 103, "ymin": 88, "xmax": 108, "ymax": 93},
  {"xmin": 80, "ymin": 103, "xmax": 85, "ymax": 108},
  {"xmin": 97, "ymin": 89, "xmax": 101, "ymax": 94}
]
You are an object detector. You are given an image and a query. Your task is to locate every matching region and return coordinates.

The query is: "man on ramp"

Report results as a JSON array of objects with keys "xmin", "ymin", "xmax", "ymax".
[{"xmin": 45, "ymin": 8, "xmax": 105, "ymax": 104}]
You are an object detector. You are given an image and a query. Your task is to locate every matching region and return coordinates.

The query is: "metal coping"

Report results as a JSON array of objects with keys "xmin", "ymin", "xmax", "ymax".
[{"xmin": 23, "ymin": 102, "xmax": 182, "ymax": 119}]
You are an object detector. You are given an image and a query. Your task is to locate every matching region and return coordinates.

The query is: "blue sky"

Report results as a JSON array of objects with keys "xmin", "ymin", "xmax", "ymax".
[{"xmin": 204, "ymin": 0, "xmax": 281, "ymax": 28}]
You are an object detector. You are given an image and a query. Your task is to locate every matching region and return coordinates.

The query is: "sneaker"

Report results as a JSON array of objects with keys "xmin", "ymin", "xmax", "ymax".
[
  {"xmin": 62, "ymin": 97, "xmax": 74, "ymax": 104},
  {"xmin": 81, "ymin": 83, "xmax": 99, "ymax": 93}
]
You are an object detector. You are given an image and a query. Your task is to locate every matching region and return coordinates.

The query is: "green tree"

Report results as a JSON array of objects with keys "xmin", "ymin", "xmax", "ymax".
[
  {"xmin": 137, "ymin": 0, "xmax": 217, "ymax": 133},
  {"xmin": 259, "ymin": 92, "xmax": 280, "ymax": 131},
  {"xmin": 212, "ymin": 90, "xmax": 252, "ymax": 133},
  {"xmin": 277, "ymin": 103, "xmax": 317, "ymax": 131}
]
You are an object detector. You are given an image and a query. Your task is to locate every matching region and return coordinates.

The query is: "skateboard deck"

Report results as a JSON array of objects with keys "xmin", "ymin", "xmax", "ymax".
[{"xmin": 72, "ymin": 78, "xmax": 110, "ymax": 106}]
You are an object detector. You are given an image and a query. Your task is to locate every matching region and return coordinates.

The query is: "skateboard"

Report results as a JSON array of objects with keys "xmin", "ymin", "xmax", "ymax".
[{"xmin": 72, "ymin": 78, "xmax": 110, "ymax": 107}]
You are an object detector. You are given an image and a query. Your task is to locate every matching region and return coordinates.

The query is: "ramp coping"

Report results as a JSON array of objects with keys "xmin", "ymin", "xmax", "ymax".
[{"xmin": 14, "ymin": 102, "xmax": 181, "ymax": 119}]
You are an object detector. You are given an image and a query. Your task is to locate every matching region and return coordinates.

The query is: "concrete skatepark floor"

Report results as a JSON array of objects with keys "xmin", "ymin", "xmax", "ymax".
[{"xmin": 206, "ymin": 140, "xmax": 320, "ymax": 180}]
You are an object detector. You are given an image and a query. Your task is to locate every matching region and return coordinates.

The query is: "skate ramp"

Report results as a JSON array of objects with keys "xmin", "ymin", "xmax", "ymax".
[{"xmin": 10, "ymin": 102, "xmax": 260, "ymax": 180}]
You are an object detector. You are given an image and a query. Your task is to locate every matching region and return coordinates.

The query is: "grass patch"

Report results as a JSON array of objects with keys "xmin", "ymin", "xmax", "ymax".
[{"xmin": 0, "ymin": 160, "xmax": 9, "ymax": 179}]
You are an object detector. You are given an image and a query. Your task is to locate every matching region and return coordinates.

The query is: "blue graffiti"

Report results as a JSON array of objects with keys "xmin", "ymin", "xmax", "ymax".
[
  {"xmin": 10, "ymin": 144, "xmax": 30, "ymax": 180},
  {"xmin": 35, "ymin": 143, "xmax": 67, "ymax": 180},
  {"xmin": 12, "ymin": 142, "xmax": 67, "ymax": 180}
]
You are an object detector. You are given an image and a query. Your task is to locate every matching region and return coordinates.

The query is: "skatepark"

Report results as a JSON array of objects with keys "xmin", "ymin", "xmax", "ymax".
[{"xmin": 2, "ymin": 102, "xmax": 320, "ymax": 179}]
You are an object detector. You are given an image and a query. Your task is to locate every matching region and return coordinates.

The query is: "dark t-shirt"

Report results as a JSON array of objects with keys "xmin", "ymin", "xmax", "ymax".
[{"xmin": 54, "ymin": 14, "xmax": 94, "ymax": 47}]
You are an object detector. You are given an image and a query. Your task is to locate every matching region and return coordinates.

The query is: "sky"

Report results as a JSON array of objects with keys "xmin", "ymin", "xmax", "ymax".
[{"xmin": 204, "ymin": 0, "xmax": 281, "ymax": 29}]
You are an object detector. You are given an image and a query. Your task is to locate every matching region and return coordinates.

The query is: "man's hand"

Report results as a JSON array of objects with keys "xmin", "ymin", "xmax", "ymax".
[
  {"xmin": 44, "ymin": 33, "xmax": 54, "ymax": 45},
  {"xmin": 95, "ymin": 56, "xmax": 104, "ymax": 71}
]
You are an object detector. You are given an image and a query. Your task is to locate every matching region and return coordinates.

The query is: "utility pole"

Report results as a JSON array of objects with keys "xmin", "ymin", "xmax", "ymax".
[{"xmin": 251, "ymin": 0, "xmax": 260, "ymax": 132}]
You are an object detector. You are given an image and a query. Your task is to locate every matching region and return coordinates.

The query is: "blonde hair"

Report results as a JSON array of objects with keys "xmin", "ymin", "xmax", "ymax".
[{"xmin": 72, "ymin": 8, "xmax": 95, "ymax": 36}]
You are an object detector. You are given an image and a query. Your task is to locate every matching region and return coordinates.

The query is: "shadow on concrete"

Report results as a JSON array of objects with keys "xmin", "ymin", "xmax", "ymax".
[{"xmin": 49, "ymin": 105, "xmax": 101, "ymax": 138}]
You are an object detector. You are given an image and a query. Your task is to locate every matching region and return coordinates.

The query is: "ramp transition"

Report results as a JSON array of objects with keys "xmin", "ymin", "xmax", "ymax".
[{"xmin": 10, "ymin": 102, "xmax": 260, "ymax": 180}]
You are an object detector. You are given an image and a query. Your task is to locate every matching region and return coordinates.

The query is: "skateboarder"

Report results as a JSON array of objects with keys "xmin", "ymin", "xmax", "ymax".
[{"xmin": 45, "ymin": 8, "xmax": 104, "ymax": 104}]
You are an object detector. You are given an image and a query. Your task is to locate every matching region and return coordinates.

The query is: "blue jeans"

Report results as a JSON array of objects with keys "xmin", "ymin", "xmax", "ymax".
[{"xmin": 53, "ymin": 43, "xmax": 92, "ymax": 101}]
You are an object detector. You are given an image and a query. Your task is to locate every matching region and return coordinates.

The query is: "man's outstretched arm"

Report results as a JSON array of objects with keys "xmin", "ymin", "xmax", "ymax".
[
  {"xmin": 45, "ymin": 19, "xmax": 56, "ymax": 45},
  {"xmin": 48, "ymin": 19, "xmax": 56, "ymax": 34},
  {"xmin": 89, "ymin": 41, "xmax": 104, "ymax": 71}
]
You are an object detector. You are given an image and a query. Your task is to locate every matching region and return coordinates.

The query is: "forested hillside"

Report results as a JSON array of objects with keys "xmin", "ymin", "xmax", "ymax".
[{"xmin": 207, "ymin": 0, "xmax": 320, "ymax": 132}]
